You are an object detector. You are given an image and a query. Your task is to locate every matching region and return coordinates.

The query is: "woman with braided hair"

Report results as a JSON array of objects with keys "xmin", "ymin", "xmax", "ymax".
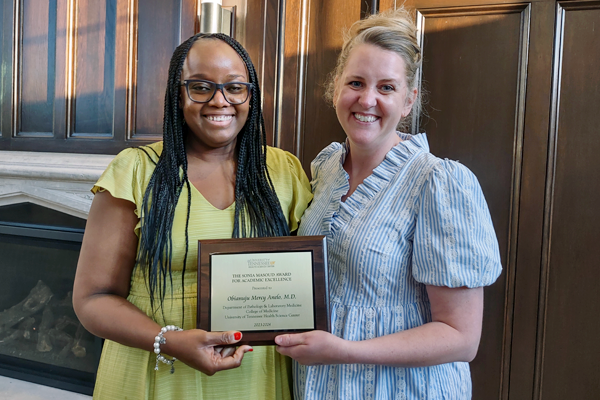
[{"xmin": 73, "ymin": 33, "xmax": 311, "ymax": 399}]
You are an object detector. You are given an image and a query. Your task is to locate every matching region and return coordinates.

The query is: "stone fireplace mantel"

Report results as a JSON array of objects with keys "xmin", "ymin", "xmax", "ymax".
[{"xmin": 0, "ymin": 151, "xmax": 115, "ymax": 219}]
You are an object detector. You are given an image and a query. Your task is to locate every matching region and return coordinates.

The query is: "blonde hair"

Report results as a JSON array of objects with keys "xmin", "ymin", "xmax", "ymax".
[{"xmin": 325, "ymin": 7, "xmax": 423, "ymax": 130}]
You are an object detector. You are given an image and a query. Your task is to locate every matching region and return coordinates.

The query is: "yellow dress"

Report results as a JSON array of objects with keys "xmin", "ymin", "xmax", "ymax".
[{"xmin": 91, "ymin": 142, "xmax": 312, "ymax": 400}]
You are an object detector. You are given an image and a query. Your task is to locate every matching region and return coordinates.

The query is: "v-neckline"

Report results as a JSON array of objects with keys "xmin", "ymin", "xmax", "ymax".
[{"xmin": 187, "ymin": 181, "xmax": 236, "ymax": 211}]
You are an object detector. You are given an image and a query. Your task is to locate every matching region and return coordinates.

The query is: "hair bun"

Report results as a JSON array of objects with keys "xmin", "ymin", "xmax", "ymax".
[{"xmin": 324, "ymin": 6, "xmax": 423, "ymax": 131}]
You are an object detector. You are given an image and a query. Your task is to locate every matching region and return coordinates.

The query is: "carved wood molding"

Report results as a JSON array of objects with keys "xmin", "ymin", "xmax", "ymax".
[
  {"xmin": 278, "ymin": 0, "xmax": 311, "ymax": 157},
  {"xmin": 415, "ymin": 3, "xmax": 529, "ymax": 17}
]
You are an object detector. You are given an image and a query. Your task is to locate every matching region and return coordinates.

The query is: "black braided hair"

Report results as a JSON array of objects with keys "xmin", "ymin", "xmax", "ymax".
[{"xmin": 137, "ymin": 33, "xmax": 290, "ymax": 313}]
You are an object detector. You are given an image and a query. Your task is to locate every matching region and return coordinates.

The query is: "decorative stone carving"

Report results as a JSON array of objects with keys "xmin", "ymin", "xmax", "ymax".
[{"xmin": 0, "ymin": 151, "xmax": 115, "ymax": 219}]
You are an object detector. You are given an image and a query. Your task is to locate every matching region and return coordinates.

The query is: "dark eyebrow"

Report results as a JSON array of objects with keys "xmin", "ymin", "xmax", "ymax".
[
  {"xmin": 226, "ymin": 74, "xmax": 247, "ymax": 80},
  {"xmin": 186, "ymin": 73, "xmax": 248, "ymax": 81}
]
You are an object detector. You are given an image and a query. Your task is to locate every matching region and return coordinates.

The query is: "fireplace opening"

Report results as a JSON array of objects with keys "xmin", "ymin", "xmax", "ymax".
[{"xmin": 0, "ymin": 202, "xmax": 100, "ymax": 395}]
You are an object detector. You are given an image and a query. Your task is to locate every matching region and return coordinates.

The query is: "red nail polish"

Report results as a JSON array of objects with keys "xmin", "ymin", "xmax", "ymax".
[
  {"xmin": 248, "ymin": 348, "xmax": 253, "ymax": 352},
  {"xmin": 234, "ymin": 332, "xmax": 242, "ymax": 340}
]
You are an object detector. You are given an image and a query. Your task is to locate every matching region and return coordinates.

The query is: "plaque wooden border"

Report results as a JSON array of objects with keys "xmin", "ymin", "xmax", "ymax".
[{"xmin": 198, "ymin": 235, "xmax": 329, "ymax": 346}]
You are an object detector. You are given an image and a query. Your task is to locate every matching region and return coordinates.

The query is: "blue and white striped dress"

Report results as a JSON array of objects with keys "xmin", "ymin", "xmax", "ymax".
[{"xmin": 295, "ymin": 133, "xmax": 502, "ymax": 400}]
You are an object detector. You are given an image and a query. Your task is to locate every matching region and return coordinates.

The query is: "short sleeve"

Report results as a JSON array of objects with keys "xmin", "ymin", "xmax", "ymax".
[
  {"xmin": 92, "ymin": 147, "xmax": 145, "ymax": 211},
  {"xmin": 412, "ymin": 160, "xmax": 502, "ymax": 288},
  {"xmin": 283, "ymin": 151, "xmax": 313, "ymax": 232}
]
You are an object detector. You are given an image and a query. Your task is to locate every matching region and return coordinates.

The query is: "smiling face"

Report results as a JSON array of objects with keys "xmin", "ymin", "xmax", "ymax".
[
  {"xmin": 180, "ymin": 39, "xmax": 250, "ymax": 153},
  {"xmin": 334, "ymin": 43, "xmax": 417, "ymax": 151}
]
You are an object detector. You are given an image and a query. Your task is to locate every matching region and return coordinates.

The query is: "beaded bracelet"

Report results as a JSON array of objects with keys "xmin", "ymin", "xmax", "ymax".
[{"xmin": 154, "ymin": 325, "xmax": 183, "ymax": 374}]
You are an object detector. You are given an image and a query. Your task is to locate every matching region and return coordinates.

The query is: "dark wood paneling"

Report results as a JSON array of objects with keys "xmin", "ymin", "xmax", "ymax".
[
  {"xmin": 0, "ymin": 137, "xmax": 142, "ymax": 153},
  {"xmin": 406, "ymin": 2, "xmax": 531, "ymax": 398},
  {"xmin": 180, "ymin": 0, "xmax": 196, "ymax": 44},
  {"xmin": 261, "ymin": 0, "xmax": 280, "ymax": 146},
  {"xmin": 52, "ymin": 0, "xmax": 68, "ymax": 139},
  {"xmin": 508, "ymin": 2, "xmax": 555, "ymax": 399},
  {"xmin": 278, "ymin": 0, "xmax": 304, "ymax": 154},
  {"xmin": 18, "ymin": 0, "xmax": 56, "ymax": 136},
  {"xmin": 241, "ymin": 0, "xmax": 280, "ymax": 146},
  {"xmin": 249, "ymin": 0, "xmax": 268, "ymax": 142},
  {"xmin": 361, "ymin": 0, "xmax": 380, "ymax": 17},
  {"xmin": 112, "ymin": 0, "xmax": 130, "ymax": 143},
  {"xmin": 134, "ymin": 0, "xmax": 184, "ymax": 138},
  {"xmin": 1, "ymin": 0, "xmax": 279, "ymax": 153},
  {"xmin": 540, "ymin": 3, "xmax": 600, "ymax": 399},
  {"xmin": 272, "ymin": 0, "xmax": 288, "ymax": 149},
  {"xmin": 265, "ymin": 0, "xmax": 281, "ymax": 147},
  {"xmin": 299, "ymin": 0, "xmax": 360, "ymax": 172},
  {"xmin": 73, "ymin": 0, "xmax": 116, "ymax": 136}
]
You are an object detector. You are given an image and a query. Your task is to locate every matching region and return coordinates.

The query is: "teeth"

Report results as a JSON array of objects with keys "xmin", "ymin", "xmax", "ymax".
[
  {"xmin": 206, "ymin": 115, "xmax": 233, "ymax": 122},
  {"xmin": 354, "ymin": 113, "xmax": 377, "ymax": 123}
]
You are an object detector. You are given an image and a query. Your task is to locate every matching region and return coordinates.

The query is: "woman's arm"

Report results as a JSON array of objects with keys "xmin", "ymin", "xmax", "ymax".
[
  {"xmin": 275, "ymin": 285, "xmax": 483, "ymax": 367},
  {"xmin": 73, "ymin": 191, "xmax": 251, "ymax": 375}
]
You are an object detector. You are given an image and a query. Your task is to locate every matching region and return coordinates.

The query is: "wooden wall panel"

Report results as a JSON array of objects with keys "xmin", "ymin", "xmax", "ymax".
[
  {"xmin": 72, "ymin": 0, "xmax": 116, "ymax": 136},
  {"xmin": 263, "ymin": 0, "xmax": 281, "ymax": 146},
  {"xmin": 243, "ymin": 0, "xmax": 280, "ymax": 146},
  {"xmin": 298, "ymin": 0, "xmax": 360, "ymax": 171},
  {"xmin": 405, "ymin": 2, "xmax": 531, "ymax": 398},
  {"xmin": 18, "ymin": 0, "xmax": 56, "ymax": 136},
  {"xmin": 248, "ymin": 0, "xmax": 347, "ymax": 155},
  {"xmin": 0, "ymin": 0, "xmax": 280, "ymax": 152},
  {"xmin": 112, "ymin": 0, "xmax": 131, "ymax": 142},
  {"xmin": 539, "ymin": 3, "xmax": 600, "ymax": 399},
  {"xmin": 508, "ymin": 2, "xmax": 555, "ymax": 399},
  {"xmin": 134, "ymin": 0, "xmax": 187, "ymax": 138},
  {"xmin": 278, "ymin": 0, "xmax": 305, "ymax": 154}
]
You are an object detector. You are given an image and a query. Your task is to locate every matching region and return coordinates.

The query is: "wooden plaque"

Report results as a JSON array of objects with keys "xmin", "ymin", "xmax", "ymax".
[{"xmin": 197, "ymin": 236, "xmax": 329, "ymax": 346}]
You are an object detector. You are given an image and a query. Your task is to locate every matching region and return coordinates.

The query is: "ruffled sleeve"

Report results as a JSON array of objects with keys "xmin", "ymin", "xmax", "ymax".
[
  {"xmin": 91, "ymin": 147, "xmax": 145, "ymax": 208},
  {"xmin": 411, "ymin": 160, "xmax": 502, "ymax": 288},
  {"xmin": 284, "ymin": 151, "xmax": 313, "ymax": 232}
]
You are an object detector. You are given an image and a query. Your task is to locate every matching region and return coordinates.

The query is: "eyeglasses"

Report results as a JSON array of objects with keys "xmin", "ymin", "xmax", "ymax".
[{"xmin": 180, "ymin": 79, "xmax": 253, "ymax": 105}]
